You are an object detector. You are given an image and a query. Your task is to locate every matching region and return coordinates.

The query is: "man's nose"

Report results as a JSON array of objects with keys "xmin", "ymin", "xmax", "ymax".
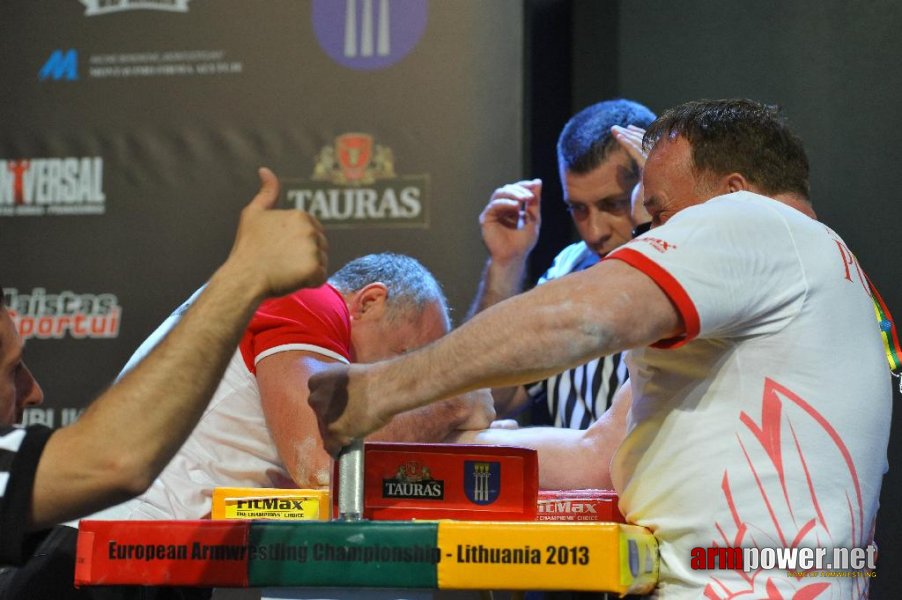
[
  {"xmin": 585, "ymin": 209, "xmax": 613, "ymax": 243},
  {"xmin": 18, "ymin": 364, "xmax": 44, "ymax": 409}
]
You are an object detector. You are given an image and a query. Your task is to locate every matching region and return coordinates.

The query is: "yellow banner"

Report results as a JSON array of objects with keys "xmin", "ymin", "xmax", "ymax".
[{"xmin": 436, "ymin": 521, "xmax": 657, "ymax": 594}]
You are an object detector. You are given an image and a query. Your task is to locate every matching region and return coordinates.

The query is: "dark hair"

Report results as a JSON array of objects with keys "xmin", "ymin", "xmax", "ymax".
[
  {"xmin": 328, "ymin": 253, "xmax": 450, "ymax": 330},
  {"xmin": 643, "ymin": 98, "xmax": 810, "ymax": 200},
  {"xmin": 557, "ymin": 98, "xmax": 656, "ymax": 174}
]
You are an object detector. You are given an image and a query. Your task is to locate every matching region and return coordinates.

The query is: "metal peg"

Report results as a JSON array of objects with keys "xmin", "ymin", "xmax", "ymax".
[{"xmin": 336, "ymin": 438, "xmax": 365, "ymax": 520}]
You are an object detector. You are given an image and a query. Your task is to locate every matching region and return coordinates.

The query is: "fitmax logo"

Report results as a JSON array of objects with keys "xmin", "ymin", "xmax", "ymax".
[{"xmin": 39, "ymin": 49, "xmax": 78, "ymax": 81}]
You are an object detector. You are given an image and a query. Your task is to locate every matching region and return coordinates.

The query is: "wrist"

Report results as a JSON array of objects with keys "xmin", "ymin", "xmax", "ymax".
[
  {"xmin": 211, "ymin": 259, "xmax": 270, "ymax": 306},
  {"xmin": 487, "ymin": 253, "xmax": 529, "ymax": 271}
]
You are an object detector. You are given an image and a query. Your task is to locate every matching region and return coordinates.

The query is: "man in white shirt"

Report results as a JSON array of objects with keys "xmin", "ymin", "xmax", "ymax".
[{"xmin": 309, "ymin": 99, "xmax": 891, "ymax": 599}]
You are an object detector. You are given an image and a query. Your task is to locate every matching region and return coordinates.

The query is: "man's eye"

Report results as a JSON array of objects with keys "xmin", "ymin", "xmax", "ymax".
[
  {"xmin": 566, "ymin": 204, "xmax": 589, "ymax": 219},
  {"xmin": 601, "ymin": 197, "xmax": 631, "ymax": 214}
]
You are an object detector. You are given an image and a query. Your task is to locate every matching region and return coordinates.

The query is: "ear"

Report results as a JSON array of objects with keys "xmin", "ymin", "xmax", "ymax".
[
  {"xmin": 348, "ymin": 283, "xmax": 388, "ymax": 320},
  {"xmin": 724, "ymin": 173, "xmax": 751, "ymax": 193}
]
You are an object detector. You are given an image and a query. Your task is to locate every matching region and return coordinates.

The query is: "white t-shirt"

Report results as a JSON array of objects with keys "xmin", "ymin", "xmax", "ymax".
[{"xmin": 606, "ymin": 192, "xmax": 890, "ymax": 599}]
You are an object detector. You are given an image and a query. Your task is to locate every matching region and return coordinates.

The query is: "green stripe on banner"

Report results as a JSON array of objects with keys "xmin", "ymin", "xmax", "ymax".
[{"xmin": 247, "ymin": 521, "xmax": 439, "ymax": 588}]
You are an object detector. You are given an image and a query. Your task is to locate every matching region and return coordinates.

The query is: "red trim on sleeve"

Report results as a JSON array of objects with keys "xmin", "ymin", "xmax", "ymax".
[{"xmin": 606, "ymin": 247, "xmax": 700, "ymax": 349}]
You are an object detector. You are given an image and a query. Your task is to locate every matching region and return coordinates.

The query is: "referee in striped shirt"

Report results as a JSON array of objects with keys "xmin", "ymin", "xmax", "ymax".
[
  {"xmin": 0, "ymin": 169, "xmax": 326, "ymax": 598},
  {"xmin": 469, "ymin": 99, "xmax": 655, "ymax": 431}
]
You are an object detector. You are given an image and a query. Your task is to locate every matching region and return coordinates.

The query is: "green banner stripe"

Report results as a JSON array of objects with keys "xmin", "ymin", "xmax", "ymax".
[{"xmin": 247, "ymin": 521, "xmax": 439, "ymax": 588}]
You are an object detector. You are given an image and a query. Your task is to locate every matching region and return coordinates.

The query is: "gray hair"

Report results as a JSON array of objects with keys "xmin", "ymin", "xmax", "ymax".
[{"xmin": 328, "ymin": 253, "xmax": 450, "ymax": 331}]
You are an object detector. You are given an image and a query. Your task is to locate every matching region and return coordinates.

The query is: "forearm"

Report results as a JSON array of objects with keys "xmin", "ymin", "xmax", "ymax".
[
  {"xmin": 31, "ymin": 264, "xmax": 267, "ymax": 528},
  {"xmin": 370, "ymin": 261, "xmax": 673, "ymax": 422},
  {"xmin": 457, "ymin": 427, "xmax": 611, "ymax": 490},
  {"xmin": 451, "ymin": 383, "xmax": 631, "ymax": 490},
  {"xmin": 466, "ymin": 256, "xmax": 529, "ymax": 320},
  {"xmin": 371, "ymin": 393, "xmax": 487, "ymax": 444},
  {"xmin": 492, "ymin": 386, "xmax": 528, "ymax": 419}
]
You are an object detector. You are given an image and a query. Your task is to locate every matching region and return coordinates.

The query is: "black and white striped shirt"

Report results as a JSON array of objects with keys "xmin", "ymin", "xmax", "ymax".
[
  {"xmin": 0, "ymin": 425, "xmax": 53, "ymax": 565},
  {"xmin": 526, "ymin": 242, "xmax": 628, "ymax": 429}
]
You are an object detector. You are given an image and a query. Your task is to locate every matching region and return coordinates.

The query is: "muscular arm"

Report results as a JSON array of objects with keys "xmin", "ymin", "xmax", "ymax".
[
  {"xmin": 466, "ymin": 180, "xmax": 543, "ymax": 411},
  {"xmin": 311, "ymin": 259, "xmax": 680, "ymax": 454},
  {"xmin": 28, "ymin": 168, "xmax": 327, "ymax": 530},
  {"xmin": 468, "ymin": 255, "xmax": 531, "ymax": 318},
  {"xmin": 32, "ymin": 268, "xmax": 278, "ymax": 529},
  {"xmin": 465, "ymin": 179, "xmax": 542, "ymax": 320},
  {"xmin": 451, "ymin": 382, "xmax": 632, "ymax": 490},
  {"xmin": 258, "ymin": 351, "xmax": 337, "ymax": 488},
  {"xmin": 259, "ymin": 356, "xmax": 495, "ymax": 489},
  {"xmin": 373, "ymin": 389, "xmax": 495, "ymax": 444}
]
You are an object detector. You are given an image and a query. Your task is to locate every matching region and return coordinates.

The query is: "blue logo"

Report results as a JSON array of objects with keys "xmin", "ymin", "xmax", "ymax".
[
  {"xmin": 629, "ymin": 539, "xmax": 639, "ymax": 577},
  {"xmin": 463, "ymin": 461, "xmax": 500, "ymax": 505},
  {"xmin": 39, "ymin": 49, "xmax": 78, "ymax": 81},
  {"xmin": 312, "ymin": 0, "xmax": 428, "ymax": 71}
]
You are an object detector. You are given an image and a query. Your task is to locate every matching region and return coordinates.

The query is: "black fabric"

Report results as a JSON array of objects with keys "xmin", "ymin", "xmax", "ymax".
[{"xmin": 0, "ymin": 425, "xmax": 53, "ymax": 566}]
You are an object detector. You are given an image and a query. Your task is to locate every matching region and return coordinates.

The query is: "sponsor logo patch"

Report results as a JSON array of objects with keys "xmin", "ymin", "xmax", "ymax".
[
  {"xmin": 2, "ymin": 287, "xmax": 122, "ymax": 341},
  {"xmin": 39, "ymin": 49, "xmax": 79, "ymax": 81},
  {"xmin": 463, "ymin": 461, "xmax": 500, "ymax": 506},
  {"xmin": 80, "ymin": 0, "xmax": 191, "ymax": 16},
  {"xmin": 285, "ymin": 133, "xmax": 429, "ymax": 228},
  {"xmin": 0, "ymin": 157, "xmax": 105, "ymax": 216},
  {"xmin": 311, "ymin": 0, "xmax": 428, "ymax": 71},
  {"xmin": 382, "ymin": 460, "xmax": 444, "ymax": 500}
]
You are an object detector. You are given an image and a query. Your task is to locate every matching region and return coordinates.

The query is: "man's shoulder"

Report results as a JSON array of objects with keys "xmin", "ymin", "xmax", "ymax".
[
  {"xmin": 539, "ymin": 242, "xmax": 598, "ymax": 283},
  {"xmin": 255, "ymin": 284, "xmax": 347, "ymax": 319}
]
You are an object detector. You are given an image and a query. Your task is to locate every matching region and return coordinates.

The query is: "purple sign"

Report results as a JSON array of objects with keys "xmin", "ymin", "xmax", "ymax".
[{"xmin": 312, "ymin": 0, "xmax": 428, "ymax": 71}]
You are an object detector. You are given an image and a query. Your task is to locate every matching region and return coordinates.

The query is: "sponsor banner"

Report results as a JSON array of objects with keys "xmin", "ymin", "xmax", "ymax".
[
  {"xmin": 2, "ymin": 287, "xmax": 121, "ymax": 340},
  {"xmin": 0, "ymin": 158, "xmax": 105, "ymax": 216},
  {"xmin": 76, "ymin": 519, "xmax": 657, "ymax": 594},
  {"xmin": 285, "ymin": 134, "xmax": 429, "ymax": 228},
  {"xmin": 39, "ymin": 48, "xmax": 242, "ymax": 81}
]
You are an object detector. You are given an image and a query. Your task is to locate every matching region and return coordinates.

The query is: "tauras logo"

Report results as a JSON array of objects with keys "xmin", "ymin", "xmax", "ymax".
[
  {"xmin": 285, "ymin": 133, "xmax": 429, "ymax": 228},
  {"xmin": 0, "ymin": 157, "xmax": 105, "ymax": 216},
  {"xmin": 80, "ymin": 0, "xmax": 191, "ymax": 15},
  {"xmin": 382, "ymin": 460, "xmax": 444, "ymax": 500}
]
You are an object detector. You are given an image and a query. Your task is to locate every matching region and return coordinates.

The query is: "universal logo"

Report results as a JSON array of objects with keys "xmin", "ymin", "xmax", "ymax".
[
  {"xmin": 79, "ymin": 0, "xmax": 191, "ymax": 16},
  {"xmin": 382, "ymin": 460, "xmax": 444, "ymax": 500},
  {"xmin": 0, "ymin": 157, "xmax": 105, "ymax": 216},
  {"xmin": 285, "ymin": 133, "xmax": 429, "ymax": 228}
]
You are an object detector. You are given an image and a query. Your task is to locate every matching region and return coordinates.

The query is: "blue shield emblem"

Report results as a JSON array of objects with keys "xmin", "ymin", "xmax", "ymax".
[{"xmin": 463, "ymin": 461, "xmax": 501, "ymax": 505}]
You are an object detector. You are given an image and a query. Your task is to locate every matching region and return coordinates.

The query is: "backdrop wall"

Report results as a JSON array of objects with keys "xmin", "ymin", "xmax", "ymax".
[{"xmin": 0, "ymin": 0, "xmax": 524, "ymax": 424}]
